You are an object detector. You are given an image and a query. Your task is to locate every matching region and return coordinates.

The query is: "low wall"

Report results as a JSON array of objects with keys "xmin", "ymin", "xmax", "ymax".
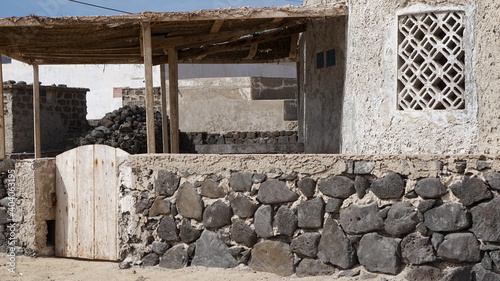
[{"xmin": 119, "ymin": 154, "xmax": 500, "ymax": 278}]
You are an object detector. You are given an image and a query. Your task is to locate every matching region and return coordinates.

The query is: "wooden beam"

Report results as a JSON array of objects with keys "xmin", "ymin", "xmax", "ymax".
[
  {"xmin": 160, "ymin": 64, "xmax": 169, "ymax": 153},
  {"xmin": 167, "ymin": 48, "xmax": 179, "ymax": 153},
  {"xmin": 271, "ymin": 18, "xmax": 284, "ymax": 23},
  {"xmin": 33, "ymin": 64, "xmax": 41, "ymax": 158},
  {"xmin": 142, "ymin": 23, "xmax": 156, "ymax": 154},
  {"xmin": 289, "ymin": 33, "xmax": 299, "ymax": 59},
  {"xmin": 210, "ymin": 19, "xmax": 224, "ymax": 33},
  {"xmin": 244, "ymin": 43, "xmax": 259, "ymax": 60},
  {"xmin": 0, "ymin": 57, "xmax": 5, "ymax": 158}
]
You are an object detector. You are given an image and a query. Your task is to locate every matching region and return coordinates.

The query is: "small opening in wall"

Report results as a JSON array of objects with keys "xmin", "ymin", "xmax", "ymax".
[
  {"xmin": 46, "ymin": 220, "xmax": 56, "ymax": 246},
  {"xmin": 326, "ymin": 49, "xmax": 336, "ymax": 67},
  {"xmin": 316, "ymin": 52, "xmax": 324, "ymax": 69}
]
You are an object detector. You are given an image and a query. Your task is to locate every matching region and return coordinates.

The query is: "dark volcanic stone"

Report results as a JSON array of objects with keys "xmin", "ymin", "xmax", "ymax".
[
  {"xmin": 148, "ymin": 196, "xmax": 171, "ymax": 217},
  {"xmin": 470, "ymin": 197, "xmax": 500, "ymax": 242},
  {"xmin": 191, "ymin": 230, "xmax": 238, "ymax": 268},
  {"xmin": 257, "ymin": 179, "xmax": 299, "ymax": 204},
  {"xmin": 318, "ymin": 175, "xmax": 355, "ymax": 199},
  {"xmin": 274, "ymin": 206, "xmax": 297, "ymax": 237},
  {"xmin": 297, "ymin": 178, "xmax": 317, "ymax": 198},
  {"xmin": 354, "ymin": 161, "xmax": 375, "ymax": 174},
  {"xmin": 151, "ymin": 241, "xmax": 170, "ymax": 255},
  {"xmin": 325, "ymin": 198, "xmax": 343, "ymax": 213},
  {"xmin": 485, "ymin": 173, "xmax": 500, "ymax": 191},
  {"xmin": 437, "ymin": 233, "xmax": 481, "ymax": 263},
  {"xmin": 229, "ymin": 172, "xmax": 253, "ymax": 192},
  {"xmin": 296, "ymin": 259, "xmax": 336, "ymax": 277},
  {"xmin": 157, "ymin": 216, "xmax": 178, "ymax": 242},
  {"xmin": 472, "ymin": 264, "xmax": 500, "ymax": 281},
  {"xmin": 358, "ymin": 233, "xmax": 401, "ymax": 275},
  {"xmin": 339, "ymin": 203, "xmax": 384, "ymax": 234},
  {"xmin": 384, "ymin": 202, "xmax": 419, "ymax": 236},
  {"xmin": 431, "ymin": 233, "xmax": 444, "ymax": 250},
  {"xmin": 159, "ymin": 244, "xmax": 188, "ymax": 269},
  {"xmin": 230, "ymin": 219, "xmax": 258, "ymax": 247},
  {"xmin": 252, "ymin": 173, "xmax": 267, "ymax": 183},
  {"xmin": 370, "ymin": 172, "xmax": 405, "ymax": 199},
  {"xmin": 354, "ymin": 176, "xmax": 370, "ymax": 199},
  {"xmin": 203, "ymin": 200, "xmax": 233, "ymax": 229},
  {"xmin": 415, "ymin": 178, "xmax": 448, "ymax": 199},
  {"xmin": 176, "ymin": 182, "xmax": 204, "ymax": 220},
  {"xmin": 155, "ymin": 170, "xmax": 180, "ymax": 196},
  {"xmin": 298, "ymin": 197, "xmax": 325, "ymax": 229},
  {"xmin": 228, "ymin": 194, "xmax": 258, "ymax": 219},
  {"xmin": 142, "ymin": 253, "xmax": 159, "ymax": 266},
  {"xmin": 317, "ymin": 217, "xmax": 357, "ymax": 269},
  {"xmin": 199, "ymin": 179, "xmax": 225, "ymax": 198},
  {"xmin": 254, "ymin": 205, "xmax": 273, "ymax": 238},
  {"xmin": 442, "ymin": 267, "xmax": 473, "ymax": 281},
  {"xmin": 423, "ymin": 203, "xmax": 471, "ymax": 232},
  {"xmin": 450, "ymin": 177, "xmax": 492, "ymax": 206},
  {"xmin": 179, "ymin": 219, "xmax": 202, "ymax": 243},
  {"xmin": 249, "ymin": 240, "xmax": 294, "ymax": 276},
  {"xmin": 401, "ymin": 233, "xmax": 436, "ymax": 265},
  {"xmin": 405, "ymin": 265, "xmax": 444, "ymax": 281},
  {"xmin": 291, "ymin": 232, "xmax": 321, "ymax": 258},
  {"xmin": 417, "ymin": 200, "xmax": 436, "ymax": 213}
]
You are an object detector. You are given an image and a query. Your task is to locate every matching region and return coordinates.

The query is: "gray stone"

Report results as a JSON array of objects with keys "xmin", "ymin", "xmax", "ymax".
[
  {"xmin": 339, "ymin": 203, "xmax": 384, "ymax": 234},
  {"xmin": 229, "ymin": 172, "xmax": 253, "ymax": 192},
  {"xmin": 405, "ymin": 265, "xmax": 443, "ymax": 281},
  {"xmin": 442, "ymin": 267, "xmax": 472, "ymax": 281},
  {"xmin": 176, "ymin": 182, "xmax": 204, "ymax": 220},
  {"xmin": 142, "ymin": 253, "xmax": 159, "ymax": 266},
  {"xmin": 417, "ymin": 199, "xmax": 436, "ymax": 213},
  {"xmin": 254, "ymin": 205, "xmax": 273, "ymax": 238},
  {"xmin": 298, "ymin": 197, "xmax": 325, "ymax": 229},
  {"xmin": 483, "ymin": 253, "xmax": 494, "ymax": 271},
  {"xmin": 295, "ymin": 259, "xmax": 336, "ymax": 277},
  {"xmin": 359, "ymin": 271, "xmax": 378, "ymax": 279},
  {"xmin": 148, "ymin": 197, "xmax": 171, "ymax": 217},
  {"xmin": 477, "ymin": 160, "xmax": 492, "ymax": 171},
  {"xmin": 416, "ymin": 222, "xmax": 430, "ymax": 236},
  {"xmin": 297, "ymin": 178, "xmax": 316, "ymax": 198},
  {"xmin": 228, "ymin": 194, "xmax": 258, "ymax": 219},
  {"xmin": 151, "ymin": 241, "xmax": 170, "ymax": 255},
  {"xmin": 472, "ymin": 264, "xmax": 500, "ymax": 281},
  {"xmin": 401, "ymin": 233, "xmax": 436, "ymax": 265},
  {"xmin": 252, "ymin": 173, "xmax": 267, "ymax": 183},
  {"xmin": 179, "ymin": 219, "xmax": 202, "ymax": 243},
  {"xmin": 230, "ymin": 219, "xmax": 257, "ymax": 247},
  {"xmin": 274, "ymin": 206, "xmax": 297, "ymax": 237},
  {"xmin": 256, "ymin": 179, "xmax": 299, "ymax": 204},
  {"xmin": 157, "ymin": 216, "xmax": 178, "ymax": 242},
  {"xmin": 290, "ymin": 232, "xmax": 321, "ymax": 258},
  {"xmin": 318, "ymin": 217, "xmax": 357, "ymax": 269},
  {"xmin": 431, "ymin": 232, "xmax": 444, "ymax": 250},
  {"xmin": 155, "ymin": 170, "xmax": 180, "ymax": 197},
  {"xmin": 249, "ymin": 240, "xmax": 294, "ymax": 276},
  {"xmin": 491, "ymin": 251, "xmax": 500, "ymax": 270},
  {"xmin": 192, "ymin": 230, "xmax": 238, "ymax": 268},
  {"xmin": 281, "ymin": 172, "xmax": 298, "ymax": 181},
  {"xmin": 470, "ymin": 197, "xmax": 500, "ymax": 242},
  {"xmin": 450, "ymin": 177, "xmax": 492, "ymax": 206},
  {"xmin": 203, "ymin": 200, "xmax": 233, "ymax": 229},
  {"xmin": 354, "ymin": 176, "xmax": 370, "ymax": 199},
  {"xmin": 423, "ymin": 203, "xmax": 471, "ymax": 232},
  {"xmin": 404, "ymin": 190, "xmax": 419, "ymax": 199},
  {"xmin": 358, "ymin": 233, "xmax": 401, "ymax": 275},
  {"xmin": 485, "ymin": 173, "xmax": 500, "ymax": 191},
  {"xmin": 370, "ymin": 172, "xmax": 405, "ymax": 200},
  {"xmin": 318, "ymin": 176, "xmax": 355, "ymax": 199},
  {"xmin": 325, "ymin": 198, "xmax": 343, "ymax": 213},
  {"xmin": 159, "ymin": 244, "xmax": 188, "ymax": 269},
  {"xmin": 415, "ymin": 178, "xmax": 448, "ymax": 199},
  {"xmin": 199, "ymin": 179, "xmax": 225, "ymax": 198},
  {"xmin": 354, "ymin": 161, "xmax": 375, "ymax": 174},
  {"xmin": 339, "ymin": 269, "xmax": 361, "ymax": 277},
  {"xmin": 384, "ymin": 202, "xmax": 419, "ymax": 236},
  {"xmin": 437, "ymin": 233, "xmax": 481, "ymax": 263}
]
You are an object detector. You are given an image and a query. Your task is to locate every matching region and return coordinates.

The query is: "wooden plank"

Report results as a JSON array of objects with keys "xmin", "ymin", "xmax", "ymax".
[
  {"xmin": 76, "ymin": 145, "xmax": 95, "ymax": 259},
  {"xmin": 33, "ymin": 64, "xmax": 41, "ymax": 158},
  {"xmin": 55, "ymin": 148, "xmax": 78, "ymax": 257},
  {"xmin": 94, "ymin": 145, "xmax": 118, "ymax": 260},
  {"xmin": 167, "ymin": 47, "xmax": 180, "ymax": 153},
  {"xmin": 160, "ymin": 64, "xmax": 170, "ymax": 153},
  {"xmin": 0, "ymin": 57, "xmax": 5, "ymax": 158},
  {"xmin": 244, "ymin": 43, "xmax": 259, "ymax": 60},
  {"xmin": 210, "ymin": 19, "xmax": 224, "ymax": 33},
  {"xmin": 142, "ymin": 23, "xmax": 156, "ymax": 154}
]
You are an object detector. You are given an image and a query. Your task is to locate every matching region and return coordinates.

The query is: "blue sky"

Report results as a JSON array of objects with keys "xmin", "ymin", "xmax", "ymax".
[{"xmin": 0, "ymin": 0, "xmax": 301, "ymax": 18}]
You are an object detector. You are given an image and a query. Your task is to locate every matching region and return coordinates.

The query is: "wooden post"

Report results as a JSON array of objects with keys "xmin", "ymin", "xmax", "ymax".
[
  {"xmin": 33, "ymin": 64, "xmax": 41, "ymax": 158},
  {"xmin": 167, "ymin": 47, "xmax": 179, "ymax": 153},
  {"xmin": 142, "ymin": 23, "xmax": 156, "ymax": 154},
  {"xmin": 160, "ymin": 64, "xmax": 170, "ymax": 153},
  {"xmin": 0, "ymin": 58, "xmax": 5, "ymax": 159}
]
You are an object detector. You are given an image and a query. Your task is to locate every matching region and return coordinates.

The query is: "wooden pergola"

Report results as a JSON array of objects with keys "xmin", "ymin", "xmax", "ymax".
[{"xmin": 0, "ymin": 4, "xmax": 346, "ymax": 157}]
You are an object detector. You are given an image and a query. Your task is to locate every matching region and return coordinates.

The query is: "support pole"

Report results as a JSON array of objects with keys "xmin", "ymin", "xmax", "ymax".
[
  {"xmin": 160, "ymin": 64, "xmax": 170, "ymax": 153},
  {"xmin": 0, "ymin": 58, "xmax": 5, "ymax": 158},
  {"xmin": 167, "ymin": 47, "xmax": 179, "ymax": 153},
  {"xmin": 142, "ymin": 23, "xmax": 156, "ymax": 154},
  {"xmin": 33, "ymin": 64, "xmax": 41, "ymax": 158}
]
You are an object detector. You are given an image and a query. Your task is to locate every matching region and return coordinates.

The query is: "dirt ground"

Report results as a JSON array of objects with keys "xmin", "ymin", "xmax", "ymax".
[{"xmin": 0, "ymin": 256, "xmax": 409, "ymax": 281}]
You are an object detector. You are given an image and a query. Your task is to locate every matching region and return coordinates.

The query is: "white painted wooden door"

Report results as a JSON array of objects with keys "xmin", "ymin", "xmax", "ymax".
[{"xmin": 55, "ymin": 145, "xmax": 128, "ymax": 260}]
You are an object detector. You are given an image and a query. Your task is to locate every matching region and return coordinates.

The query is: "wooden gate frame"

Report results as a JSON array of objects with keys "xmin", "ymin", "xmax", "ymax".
[{"xmin": 55, "ymin": 145, "xmax": 129, "ymax": 260}]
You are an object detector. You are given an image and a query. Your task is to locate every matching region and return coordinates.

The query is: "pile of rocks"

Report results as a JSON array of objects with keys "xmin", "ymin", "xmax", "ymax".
[{"xmin": 76, "ymin": 105, "xmax": 165, "ymax": 154}]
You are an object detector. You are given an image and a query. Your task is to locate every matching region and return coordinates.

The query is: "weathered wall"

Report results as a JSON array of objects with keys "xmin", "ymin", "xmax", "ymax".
[
  {"xmin": 118, "ymin": 153, "xmax": 500, "ymax": 278},
  {"xmin": 123, "ymin": 77, "xmax": 297, "ymax": 133},
  {"xmin": 0, "ymin": 160, "xmax": 15, "ymax": 254},
  {"xmin": 3, "ymin": 81, "xmax": 88, "ymax": 154}
]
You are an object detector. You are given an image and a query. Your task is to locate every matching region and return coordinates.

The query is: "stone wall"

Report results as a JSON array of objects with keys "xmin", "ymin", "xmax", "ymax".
[
  {"xmin": 0, "ymin": 160, "xmax": 16, "ymax": 255},
  {"xmin": 119, "ymin": 154, "xmax": 500, "ymax": 279},
  {"xmin": 2, "ymin": 81, "xmax": 89, "ymax": 155}
]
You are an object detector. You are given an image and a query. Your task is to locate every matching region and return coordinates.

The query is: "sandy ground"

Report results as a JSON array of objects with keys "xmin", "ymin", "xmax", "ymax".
[{"xmin": 0, "ymin": 256, "xmax": 407, "ymax": 281}]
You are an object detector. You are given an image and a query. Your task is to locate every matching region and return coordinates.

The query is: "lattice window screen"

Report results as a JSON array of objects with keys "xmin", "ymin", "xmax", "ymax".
[{"xmin": 397, "ymin": 11, "xmax": 465, "ymax": 110}]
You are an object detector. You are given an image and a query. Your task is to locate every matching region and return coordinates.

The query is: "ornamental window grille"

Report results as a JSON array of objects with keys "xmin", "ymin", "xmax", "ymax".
[{"xmin": 397, "ymin": 11, "xmax": 465, "ymax": 110}]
